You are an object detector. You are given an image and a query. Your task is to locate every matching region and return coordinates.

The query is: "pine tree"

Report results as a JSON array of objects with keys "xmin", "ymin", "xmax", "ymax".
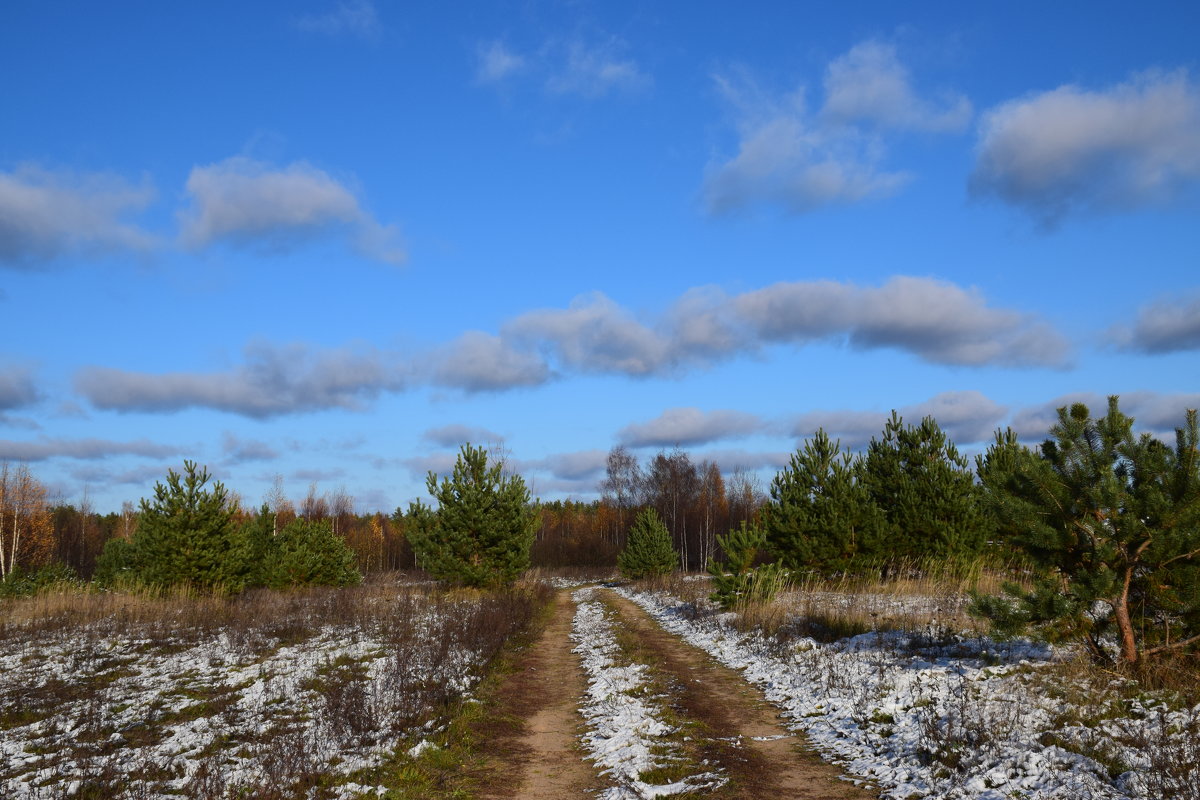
[
  {"xmin": 407, "ymin": 444, "xmax": 537, "ymax": 589},
  {"xmin": 974, "ymin": 398, "xmax": 1200, "ymax": 666},
  {"xmin": 262, "ymin": 518, "xmax": 361, "ymax": 589},
  {"xmin": 617, "ymin": 507, "xmax": 677, "ymax": 580},
  {"xmin": 708, "ymin": 520, "xmax": 787, "ymax": 609},
  {"xmin": 858, "ymin": 413, "xmax": 985, "ymax": 563},
  {"xmin": 765, "ymin": 429, "xmax": 882, "ymax": 573},
  {"xmin": 127, "ymin": 461, "xmax": 245, "ymax": 591}
]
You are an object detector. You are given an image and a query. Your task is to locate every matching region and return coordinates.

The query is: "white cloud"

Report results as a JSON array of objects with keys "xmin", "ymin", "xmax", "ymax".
[
  {"xmin": 706, "ymin": 40, "xmax": 968, "ymax": 215},
  {"xmin": 732, "ymin": 276, "xmax": 1070, "ymax": 367},
  {"xmin": 76, "ymin": 341, "xmax": 406, "ymax": 418},
  {"xmin": 0, "ymin": 164, "xmax": 156, "ymax": 267},
  {"xmin": 295, "ymin": 0, "xmax": 381, "ymax": 39},
  {"xmin": 1119, "ymin": 391, "xmax": 1200, "ymax": 435},
  {"xmin": 705, "ymin": 94, "xmax": 909, "ymax": 214},
  {"xmin": 0, "ymin": 437, "xmax": 179, "ymax": 462},
  {"xmin": 545, "ymin": 38, "xmax": 648, "ymax": 97},
  {"xmin": 422, "ymin": 423, "xmax": 506, "ymax": 448},
  {"xmin": 431, "ymin": 331, "xmax": 550, "ymax": 392},
  {"xmin": 0, "ymin": 366, "xmax": 38, "ymax": 410},
  {"xmin": 619, "ymin": 407, "xmax": 763, "ymax": 449},
  {"xmin": 793, "ymin": 390, "xmax": 1010, "ymax": 449},
  {"xmin": 1112, "ymin": 294, "xmax": 1200, "ymax": 353},
  {"xmin": 971, "ymin": 70, "xmax": 1200, "ymax": 224},
  {"xmin": 70, "ymin": 463, "xmax": 174, "ymax": 487},
  {"xmin": 789, "ymin": 408, "xmax": 885, "ymax": 450},
  {"xmin": 505, "ymin": 292, "xmax": 671, "ymax": 376},
  {"xmin": 179, "ymin": 157, "xmax": 404, "ymax": 265},
  {"xmin": 1005, "ymin": 391, "xmax": 1200, "ymax": 443},
  {"xmin": 67, "ymin": 275, "xmax": 1069, "ymax": 420},
  {"xmin": 222, "ymin": 432, "xmax": 280, "ymax": 464},
  {"xmin": 523, "ymin": 449, "xmax": 609, "ymax": 481},
  {"xmin": 822, "ymin": 41, "xmax": 971, "ymax": 132},
  {"xmin": 476, "ymin": 40, "xmax": 526, "ymax": 83},
  {"xmin": 402, "ymin": 453, "xmax": 460, "ymax": 481}
]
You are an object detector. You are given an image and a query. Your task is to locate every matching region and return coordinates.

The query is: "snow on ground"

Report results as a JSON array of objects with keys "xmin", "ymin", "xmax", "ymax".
[
  {"xmin": 620, "ymin": 587, "xmax": 1200, "ymax": 800},
  {"xmin": 570, "ymin": 587, "xmax": 724, "ymax": 799},
  {"xmin": 0, "ymin": 591, "xmax": 513, "ymax": 799}
]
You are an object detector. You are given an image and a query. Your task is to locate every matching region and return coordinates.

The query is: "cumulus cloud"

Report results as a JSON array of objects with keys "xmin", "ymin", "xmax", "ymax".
[
  {"xmin": 0, "ymin": 437, "xmax": 178, "ymax": 462},
  {"xmin": 706, "ymin": 40, "xmax": 967, "ymax": 215},
  {"xmin": 455, "ymin": 277, "xmax": 1066, "ymax": 385},
  {"xmin": 545, "ymin": 38, "xmax": 648, "ymax": 97},
  {"xmin": 66, "ymin": 275, "xmax": 1066, "ymax": 421},
  {"xmin": 505, "ymin": 293, "xmax": 671, "ymax": 376},
  {"xmin": 431, "ymin": 331, "xmax": 550, "ymax": 392},
  {"xmin": 76, "ymin": 342, "xmax": 406, "ymax": 418},
  {"xmin": 971, "ymin": 70, "xmax": 1200, "ymax": 224},
  {"xmin": 295, "ymin": 0, "xmax": 380, "ymax": 39},
  {"xmin": 1112, "ymin": 294, "xmax": 1200, "ymax": 354},
  {"xmin": 731, "ymin": 276, "xmax": 1070, "ymax": 367},
  {"xmin": 822, "ymin": 41, "xmax": 971, "ymax": 132},
  {"xmin": 0, "ymin": 164, "xmax": 156, "ymax": 267},
  {"xmin": 422, "ymin": 423, "xmax": 506, "ymax": 448},
  {"xmin": 794, "ymin": 390, "xmax": 1009, "ymax": 449},
  {"xmin": 619, "ymin": 407, "xmax": 763, "ymax": 448},
  {"xmin": 0, "ymin": 366, "xmax": 38, "ymax": 410},
  {"xmin": 705, "ymin": 90, "xmax": 909, "ymax": 214},
  {"xmin": 476, "ymin": 40, "xmax": 526, "ymax": 83},
  {"xmin": 179, "ymin": 157, "xmax": 404, "ymax": 265}
]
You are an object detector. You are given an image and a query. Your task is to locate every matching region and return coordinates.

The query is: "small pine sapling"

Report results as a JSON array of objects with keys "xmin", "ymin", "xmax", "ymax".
[
  {"xmin": 617, "ymin": 507, "xmax": 677, "ymax": 580},
  {"xmin": 709, "ymin": 520, "xmax": 787, "ymax": 610}
]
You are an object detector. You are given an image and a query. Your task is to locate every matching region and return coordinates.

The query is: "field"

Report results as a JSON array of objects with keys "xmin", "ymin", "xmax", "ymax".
[
  {"xmin": 1, "ymin": 573, "xmax": 1197, "ymax": 799},
  {"xmin": 0, "ymin": 578, "xmax": 545, "ymax": 799}
]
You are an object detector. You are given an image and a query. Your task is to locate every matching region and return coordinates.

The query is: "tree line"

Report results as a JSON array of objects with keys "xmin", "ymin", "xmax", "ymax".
[{"xmin": 3, "ymin": 395, "xmax": 1198, "ymax": 672}]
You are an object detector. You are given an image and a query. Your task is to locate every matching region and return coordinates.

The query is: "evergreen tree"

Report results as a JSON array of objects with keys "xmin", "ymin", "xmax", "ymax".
[
  {"xmin": 262, "ymin": 518, "xmax": 361, "ymax": 589},
  {"xmin": 708, "ymin": 520, "xmax": 787, "ymax": 609},
  {"xmin": 973, "ymin": 398, "xmax": 1200, "ymax": 666},
  {"xmin": 407, "ymin": 443, "xmax": 537, "ymax": 589},
  {"xmin": 618, "ymin": 507, "xmax": 677, "ymax": 580},
  {"xmin": 858, "ymin": 413, "xmax": 986, "ymax": 563},
  {"xmin": 235, "ymin": 505, "xmax": 276, "ymax": 588},
  {"xmin": 765, "ymin": 429, "xmax": 882, "ymax": 573},
  {"xmin": 126, "ymin": 461, "xmax": 246, "ymax": 591},
  {"xmin": 92, "ymin": 537, "xmax": 138, "ymax": 587}
]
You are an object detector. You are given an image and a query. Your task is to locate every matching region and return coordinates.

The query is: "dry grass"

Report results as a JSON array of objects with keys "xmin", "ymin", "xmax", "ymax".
[
  {"xmin": 649, "ymin": 557, "xmax": 1020, "ymax": 642},
  {"xmin": 0, "ymin": 574, "xmax": 552, "ymax": 800}
]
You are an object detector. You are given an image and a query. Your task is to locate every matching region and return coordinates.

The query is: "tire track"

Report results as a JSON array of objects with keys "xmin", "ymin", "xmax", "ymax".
[{"xmin": 599, "ymin": 588, "xmax": 879, "ymax": 800}]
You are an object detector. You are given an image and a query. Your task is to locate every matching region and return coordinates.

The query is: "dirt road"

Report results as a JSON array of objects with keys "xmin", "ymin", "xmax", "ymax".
[{"xmin": 484, "ymin": 586, "xmax": 878, "ymax": 799}]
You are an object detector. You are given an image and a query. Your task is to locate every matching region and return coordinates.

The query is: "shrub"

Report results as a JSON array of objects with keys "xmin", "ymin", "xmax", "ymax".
[
  {"xmin": 0, "ymin": 563, "xmax": 80, "ymax": 598},
  {"xmin": 262, "ymin": 519, "xmax": 361, "ymax": 590}
]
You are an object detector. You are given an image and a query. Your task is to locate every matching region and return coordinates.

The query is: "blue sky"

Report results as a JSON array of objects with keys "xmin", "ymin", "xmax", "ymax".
[{"xmin": 2, "ymin": 0, "xmax": 1198, "ymax": 513}]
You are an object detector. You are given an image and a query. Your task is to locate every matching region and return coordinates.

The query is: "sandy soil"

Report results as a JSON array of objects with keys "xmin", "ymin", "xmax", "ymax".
[
  {"xmin": 481, "ymin": 589, "xmax": 600, "ymax": 799},
  {"xmin": 482, "ymin": 586, "xmax": 879, "ymax": 799}
]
